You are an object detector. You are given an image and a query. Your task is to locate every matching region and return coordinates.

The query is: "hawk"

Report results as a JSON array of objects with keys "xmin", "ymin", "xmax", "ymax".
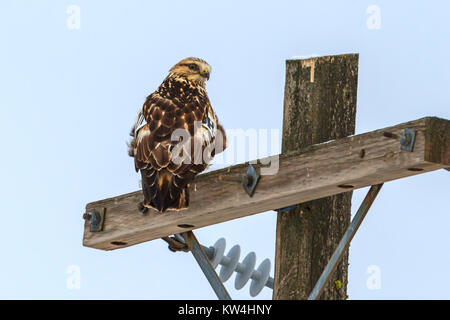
[{"xmin": 128, "ymin": 57, "xmax": 226, "ymax": 213}]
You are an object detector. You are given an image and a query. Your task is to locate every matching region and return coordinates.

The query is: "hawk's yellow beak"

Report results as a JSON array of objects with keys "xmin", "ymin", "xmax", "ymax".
[{"xmin": 201, "ymin": 68, "xmax": 210, "ymax": 80}]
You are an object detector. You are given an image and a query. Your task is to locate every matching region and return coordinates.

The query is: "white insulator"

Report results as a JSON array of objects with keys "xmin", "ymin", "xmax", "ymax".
[
  {"xmin": 210, "ymin": 238, "xmax": 226, "ymax": 268},
  {"xmin": 219, "ymin": 245, "xmax": 240, "ymax": 282},
  {"xmin": 201, "ymin": 236, "xmax": 274, "ymax": 296},
  {"xmin": 249, "ymin": 259, "xmax": 271, "ymax": 297},
  {"xmin": 234, "ymin": 252, "xmax": 256, "ymax": 290}
]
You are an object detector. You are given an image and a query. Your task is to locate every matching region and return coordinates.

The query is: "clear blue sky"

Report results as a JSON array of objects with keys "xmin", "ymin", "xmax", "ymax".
[{"xmin": 0, "ymin": 0, "xmax": 449, "ymax": 299}]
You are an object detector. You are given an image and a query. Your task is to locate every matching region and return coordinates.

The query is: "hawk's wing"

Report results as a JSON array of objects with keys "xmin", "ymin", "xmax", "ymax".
[
  {"xmin": 130, "ymin": 88, "xmax": 226, "ymax": 211},
  {"xmin": 134, "ymin": 91, "xmax": 224, "ymax": 170}
]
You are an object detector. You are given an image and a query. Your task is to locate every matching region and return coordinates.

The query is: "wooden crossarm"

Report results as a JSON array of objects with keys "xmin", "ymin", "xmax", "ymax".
[{"xmin": 82, "ymin": 117, "xmax": 449, "ymax": 251}]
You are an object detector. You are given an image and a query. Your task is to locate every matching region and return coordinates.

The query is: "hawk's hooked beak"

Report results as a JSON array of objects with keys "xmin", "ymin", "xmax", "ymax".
[{"xmin": 201, "ymin": 68, "xmax": 210, "ymax": 80}]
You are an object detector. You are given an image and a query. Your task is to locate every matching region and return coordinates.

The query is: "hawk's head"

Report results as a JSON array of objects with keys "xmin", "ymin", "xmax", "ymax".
[{"xmin": 169, "ymin": 57, "xmax": 211, "ymax": 84}]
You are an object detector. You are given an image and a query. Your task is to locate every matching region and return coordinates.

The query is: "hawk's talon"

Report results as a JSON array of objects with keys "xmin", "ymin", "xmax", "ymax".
[{"xmin": 138, "ymin": 202, "xmax": 148, "ymax": 214}]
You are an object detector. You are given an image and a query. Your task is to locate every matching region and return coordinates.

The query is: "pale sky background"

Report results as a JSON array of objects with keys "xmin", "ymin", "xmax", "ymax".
[{"xmin": 0, "ymin": 0, "xmax": 449, "ymax": 299}]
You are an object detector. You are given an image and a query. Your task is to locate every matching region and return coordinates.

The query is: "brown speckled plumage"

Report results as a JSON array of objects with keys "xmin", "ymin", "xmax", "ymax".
[{"xmin": 129, "ymin": 58, "xmax": 226, "ymax": 212}]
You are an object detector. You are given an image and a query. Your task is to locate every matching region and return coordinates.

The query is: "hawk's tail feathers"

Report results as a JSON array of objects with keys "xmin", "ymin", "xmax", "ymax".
[{"xmin": 141, "ymin": 169, "xmax": 189, "ymax": 212}]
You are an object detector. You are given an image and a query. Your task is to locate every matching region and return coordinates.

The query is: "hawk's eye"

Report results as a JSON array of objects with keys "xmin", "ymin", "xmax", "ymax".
[{"xmin": 188, "ymin": 64, "xmax": 199, "ymax": 72}]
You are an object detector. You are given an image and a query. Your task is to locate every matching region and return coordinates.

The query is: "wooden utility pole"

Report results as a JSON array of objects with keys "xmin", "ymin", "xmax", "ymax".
[{"xmin": 273, "ymin": 54, "xmax": 359, "ymax": 300}]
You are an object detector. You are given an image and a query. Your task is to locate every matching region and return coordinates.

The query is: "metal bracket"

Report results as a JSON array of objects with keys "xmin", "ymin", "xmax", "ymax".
[
  {"xmin": 161, "ymin": 236, "xmax": 189, "ymax": 252},
  {"xmin": 83, "ymin": 208, "xmax": 105, "ymax": 232},
  {"xmin": 308, "ymin": 183, "xmax": 383, "ymax": 300},
  {"xmin": 383, "ymin": 128, "xmax": 416, "ymax": 152},
  {"xmin": 400, "ymin": 128, "xmax": 416, "ymax": 152},
  {"xmin": 275, "ymin": 205, "xmax": 297, "ymax": 213},
  {"xmin": 241, "ymin": 164, "xmax": 260, "ymax": 197},
  {"xmin": 181, "ymin": 231, "xmax": 232, "ymax": 300}
]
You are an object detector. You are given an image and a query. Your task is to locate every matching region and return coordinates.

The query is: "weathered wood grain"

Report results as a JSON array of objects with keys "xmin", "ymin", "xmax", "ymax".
[
  {"xmin": 83, "ymin": 117, "xmax": 449, "ymax": 251},
  {"xmin": 274, "ymin": 54, "xmax": 358, "ymax": 300}
]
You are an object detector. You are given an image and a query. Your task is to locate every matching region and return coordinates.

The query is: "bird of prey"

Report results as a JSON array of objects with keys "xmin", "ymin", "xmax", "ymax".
[{"xmin": 128, "ymin": 57, "xmax": 226, "ymax": 213}]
